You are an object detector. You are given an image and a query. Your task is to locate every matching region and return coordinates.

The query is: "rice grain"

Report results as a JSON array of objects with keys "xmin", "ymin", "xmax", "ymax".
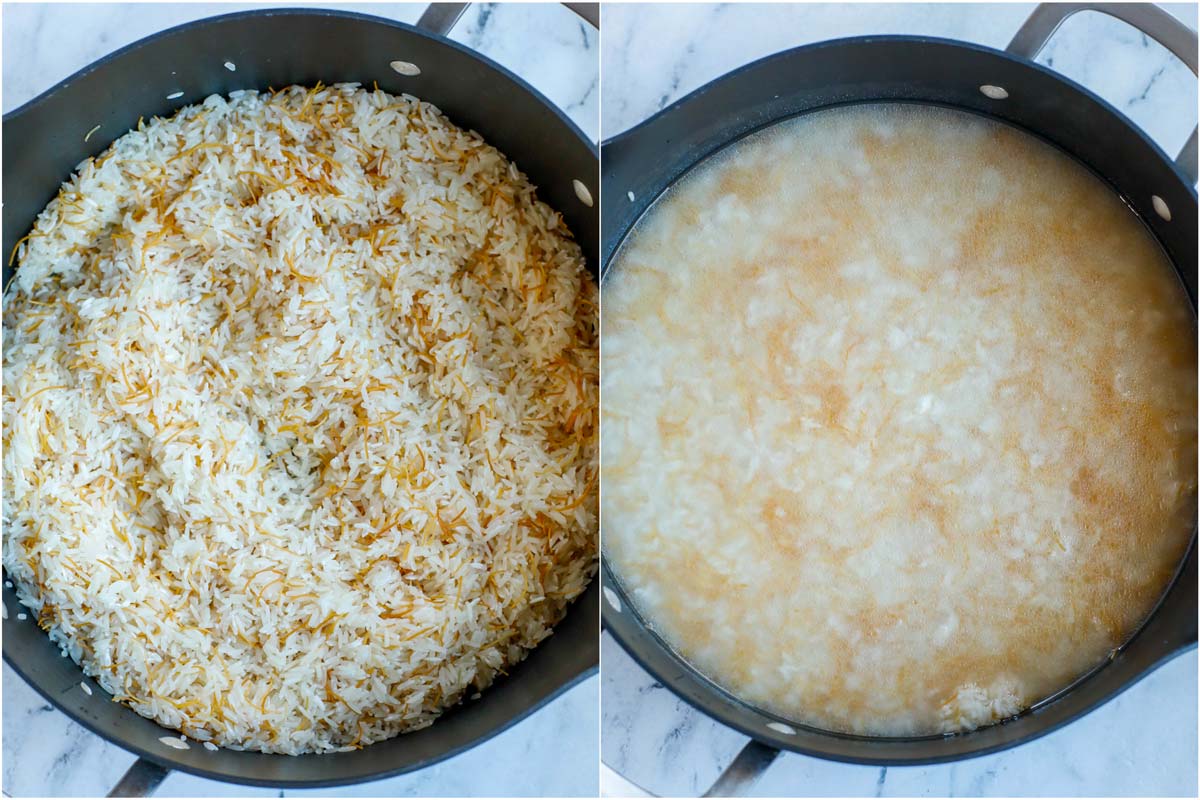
[{"xmin": 3, "ymin": 84, "xmax": 598, "ymax": 754}]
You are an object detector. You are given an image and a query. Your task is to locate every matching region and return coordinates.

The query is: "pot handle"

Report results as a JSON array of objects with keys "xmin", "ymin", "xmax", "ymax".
[
  {"xmin": 602, "ymin": 740, "xmax": 779, "ymax": 797},
  {"xmin": 107, "ymin": 758, "xmax": 170, "ymax": 797},
  {"xmin": 415, "ymin": 3, "xmax": 469, "ymax": 36},
  {"xmin": 416, "ymin": 2, "xmax": 599, "ymax": 36},
  {"xmin": 701, "ymin": 739, "xmax": 781, "ymax": 797},
  {"xmin": 1007, "ymin": 2, "xmax": 1198, "ymax": 184}
]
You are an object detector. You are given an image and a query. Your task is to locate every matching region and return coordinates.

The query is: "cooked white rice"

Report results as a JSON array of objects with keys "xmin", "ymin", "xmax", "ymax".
[{"xmin": 3, "ymin": 84, "xmax": 598, "ymax": 754}]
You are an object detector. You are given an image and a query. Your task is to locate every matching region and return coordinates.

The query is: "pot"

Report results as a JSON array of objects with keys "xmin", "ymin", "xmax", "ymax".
[
  {"xmin": 600, "ymin": 3, "xmax": 1196, "ymax": 794},
  {"xmin": 2, "ymin": 4, "xmax": 598, "ymax": 794}
]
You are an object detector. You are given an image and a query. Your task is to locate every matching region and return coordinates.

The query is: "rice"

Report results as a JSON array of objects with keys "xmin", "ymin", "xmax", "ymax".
[
  {"xmin": 602, "ymin": 104, "xmax": 1195, "ymax": 736},
  {"xmin": 2, "ymin": 83, "xmax": 598, "ymax": 754}
]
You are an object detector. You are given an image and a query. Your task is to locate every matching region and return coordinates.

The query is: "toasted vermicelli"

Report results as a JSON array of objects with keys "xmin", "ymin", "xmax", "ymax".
[{"xmin": 3, "ymin": 84, "xmax": 597, "ymax": 754}]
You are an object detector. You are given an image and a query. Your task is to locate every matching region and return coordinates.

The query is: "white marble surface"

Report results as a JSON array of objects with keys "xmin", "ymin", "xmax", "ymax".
[
  {"xmin": 601, "ymin": 2, "xmax": 1197, "ymax": 160},
  {"xmin": 5, "ymin": 662, "xmax": 597, "ymax": 798},
  {"xmin": 1, "ymin": 3, "xmax": 597, "ymax": 797},
  {"xmin": 3, "ymin": 2, "xmax": 599, "ymax": 142},
  {"xmin": 600, "ymin": 3, "xmax": 1199, "ymax": 798},
  {"xmin": 602, "ymin": 635, "xmax": 1198, "ymax": 798}
]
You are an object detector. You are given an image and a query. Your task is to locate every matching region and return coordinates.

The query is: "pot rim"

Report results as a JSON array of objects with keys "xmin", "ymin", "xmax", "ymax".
[{"xmin": 601, "ymin": 34, "xmax": 1195, "ymax": 198}]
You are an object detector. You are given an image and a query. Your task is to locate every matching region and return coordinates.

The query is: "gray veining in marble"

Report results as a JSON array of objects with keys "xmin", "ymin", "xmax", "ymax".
[
  {"xmin": 6, "ymin": 662, "xmax": 598, "ymax": 797},
  {"xmin": 600, "ymin": 3, "xmax": 1198, "ymax": 797},
  {"xmin": 1, "ymin": 3, "xmax": 598, "ymax": 797},
  {"xmin": 603, "ymin": 633, "xmax": 1198, "ymax": 798},
  {"xmin": 2, "ymin": 2, "xmax": 599, "ymax": 140},
  {"xmin": 601, "ymin": 2, "xmax": 1197, "ymax": 160}
]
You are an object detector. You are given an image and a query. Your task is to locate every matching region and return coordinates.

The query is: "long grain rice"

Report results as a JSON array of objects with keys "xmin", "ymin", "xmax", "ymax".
[{"xmin": 2, "ymin": 83, "xmax": 598, "ymax": 754}]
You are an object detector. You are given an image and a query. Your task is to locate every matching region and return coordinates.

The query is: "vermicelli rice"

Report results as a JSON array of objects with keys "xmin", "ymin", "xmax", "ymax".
[{"xmin": 2, "ymin": 83, "xmax": 598, "ymax": 754}]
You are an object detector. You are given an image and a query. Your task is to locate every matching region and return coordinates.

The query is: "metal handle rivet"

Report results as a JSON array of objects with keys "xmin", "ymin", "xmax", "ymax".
[
  {"xmin": 573, "ymin": 179, "xmax": 594, "ymax": 207},
  {"xmin": 1152, "ymin": 195, "xmax": 1172, "ymax": 221}
]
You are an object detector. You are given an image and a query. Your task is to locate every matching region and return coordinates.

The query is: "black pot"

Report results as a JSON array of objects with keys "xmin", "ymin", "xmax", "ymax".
[
  {"xmin": 600, "ymin": 3, "xmax": 1196, "ymax": 793},
  {"xmin": 2, "ymin": 5, "xmax": 598, "ymax": 793}
]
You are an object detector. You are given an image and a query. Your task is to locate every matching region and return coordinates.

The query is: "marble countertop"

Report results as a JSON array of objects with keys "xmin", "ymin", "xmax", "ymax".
[
  {"xmin": 601, "ymin": 2, "xmax": 1196, "ymax": 156},
  {"xmin": 1, "ymin": 3, "xmax": 597, "ymax": 797},
  {"xmin": 600, "ymin": 3, "xmax": 1198, "ymax": 797},
  {"xmin": 602, "ymin": 637, "xmax": 1197, "ymax": 798},
  {"xmin": 3, "ymin": 2, "xmax": 599, "ymax": 142}
]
